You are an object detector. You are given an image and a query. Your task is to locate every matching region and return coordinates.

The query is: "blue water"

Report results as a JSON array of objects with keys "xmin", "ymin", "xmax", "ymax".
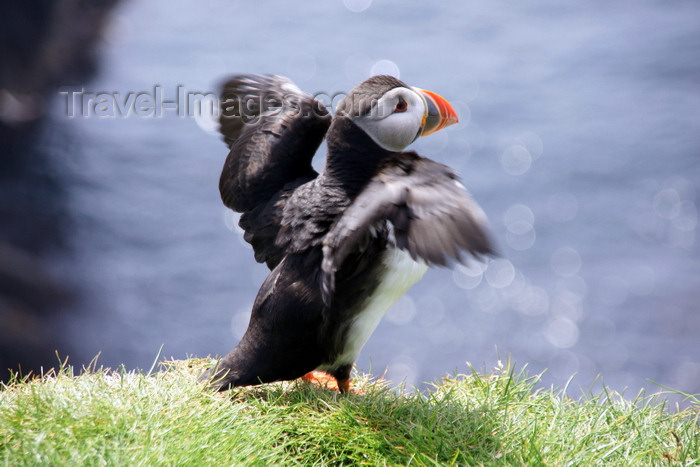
[{"xmin": 49, "ymin": 0, "xmax": 699, "ymax": 400}]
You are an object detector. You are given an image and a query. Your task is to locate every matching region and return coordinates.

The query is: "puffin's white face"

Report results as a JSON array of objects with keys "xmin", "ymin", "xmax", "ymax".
[{"xmin": 351, "ymin": 87, "xmax": 427, "ymax": 152}]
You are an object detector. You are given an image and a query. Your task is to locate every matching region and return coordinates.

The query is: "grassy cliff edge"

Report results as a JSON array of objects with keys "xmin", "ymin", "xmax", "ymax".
[{"xmin": 1, "ymin": 359, "xmax": 698, "ymax": 465}]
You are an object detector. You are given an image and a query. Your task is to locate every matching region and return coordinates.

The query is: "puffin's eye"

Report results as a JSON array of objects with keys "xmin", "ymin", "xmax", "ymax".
[{"xmin": 394, "ymin": 97, "xmax": 408, "ymax": 113}]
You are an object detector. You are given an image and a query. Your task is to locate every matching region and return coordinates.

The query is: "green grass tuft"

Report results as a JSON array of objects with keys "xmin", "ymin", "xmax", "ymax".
[{"xmin": 1, "ymin": 359, "xmax": 697, "ymax": 465}]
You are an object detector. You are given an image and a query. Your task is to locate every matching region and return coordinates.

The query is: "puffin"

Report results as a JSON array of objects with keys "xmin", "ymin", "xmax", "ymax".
[{"xmin": 202, "ymin": 74, "xmax": 494, "ymax": 393}]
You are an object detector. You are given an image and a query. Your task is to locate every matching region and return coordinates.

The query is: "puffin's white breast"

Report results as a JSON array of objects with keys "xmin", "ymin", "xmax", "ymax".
[{"xmin": 326, "ymin": 247, "xmax": 428, "ymax": 368}]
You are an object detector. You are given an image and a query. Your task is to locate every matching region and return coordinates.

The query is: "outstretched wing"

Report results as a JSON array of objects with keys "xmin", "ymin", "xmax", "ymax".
[
  {"xmin": 321, "ymin": 152, "xmax": 495, "ymax": 303},
  {"xmin": 218, "ymin": 74, "xmax": 332, "ymax": 269}
]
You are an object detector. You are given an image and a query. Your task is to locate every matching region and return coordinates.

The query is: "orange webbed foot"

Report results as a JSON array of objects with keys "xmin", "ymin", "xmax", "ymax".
[
  {"xmin": 301, "ymin": 370, "xmax": 340, "ymax": 391},
  {"xmin": 301, "ymin": 371, "xmax": 361, "ymax": 394}
]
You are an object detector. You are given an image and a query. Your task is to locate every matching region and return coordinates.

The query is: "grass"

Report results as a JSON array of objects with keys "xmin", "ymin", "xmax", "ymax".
[{"xmin": 0, "ymin": 358, "xmax": 697, "ymax": 466}]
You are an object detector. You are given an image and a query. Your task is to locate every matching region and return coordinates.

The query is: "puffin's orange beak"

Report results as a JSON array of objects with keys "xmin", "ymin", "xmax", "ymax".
[{"xmin": 415, "ymin": 88, "xmax": 459, "ymax": 136}]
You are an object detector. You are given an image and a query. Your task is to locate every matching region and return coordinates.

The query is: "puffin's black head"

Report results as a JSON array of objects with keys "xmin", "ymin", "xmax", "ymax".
[
  {"xmin": 336, "ymin": 75, "xmax": 408, "ymax": 119},
  {"xmin": 334, "ymin": 75, "xmax": 459, "ymax": 152}
]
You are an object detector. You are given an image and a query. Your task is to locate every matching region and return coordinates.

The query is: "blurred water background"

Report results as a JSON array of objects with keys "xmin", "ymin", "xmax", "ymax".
[{"xmin": 1, "ymin": 0, "xmax": 698, "ymax": 402}]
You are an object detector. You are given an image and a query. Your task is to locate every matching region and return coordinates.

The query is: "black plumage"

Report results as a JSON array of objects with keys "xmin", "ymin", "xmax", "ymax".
[{"xmin": 202, "ymin": 74, "xmax": 494, "ymax": 392}]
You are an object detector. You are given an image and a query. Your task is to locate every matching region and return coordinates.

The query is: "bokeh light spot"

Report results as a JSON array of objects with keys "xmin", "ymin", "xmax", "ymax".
[
  {"xmin": 555, "ymin": 275, "xmax": 588, "ymax": 299},
  {"xmin": 545, "ymin": 317, "xmax": 579, "ymax": 349},
  {"xmin": 370, "ymin": 59, "xmax": 400, "ymax": 78},
  {"xmin": 550, "ymin": 247, "xmax": 582, "ymax": 277},
  {"xmin": 506, "ymin": 222, "xmax": 536, "ymax": 250},
  {"xmin": 485, "ymin": 258, "xmax": 515, "ymax": 288},
  {"xmin": 513, "ymin": 286, "xmax": 550, "ymax": 316},
  {"xmin": 500, "ymin": 144, "xmax": 532, "ymax": 175},
  {"xmin": 548, "ymin": 350, "xmax": 580, "ymax": 379},
  {"xmin": 504, "ymin": 203, "xmax": 536, "ymax": 250},
  {"xmin": 386, "ymin": 354, "xmax": 418, "ymax": 389},
  {"xmin": 515, "ymin": 131, "xmax": 544, "ymax": 159},
  {"xmin": 653, "ymin": 188, "xmax": 682, "ymax": 219},
  {"xmin": 343, "ymin": 0, "xmax": 372, "ymax": 13},
  {"xmin": 504, "ymin": 203, "xmax": 535, "ymax": 227},
  {"xmin": 551, "ymin": 290, "xmax": 583, "ymax": 321},
  {"xmin": 453, "ymin": 261, "xmax": 484, "ymax": 290},
  {"xmin": 672, "ymin": 200, "xmax": 697, "ymax": 231},
  {"xmin": 385, "ymin": 295, "xmax": 416, "ymax": 325}
]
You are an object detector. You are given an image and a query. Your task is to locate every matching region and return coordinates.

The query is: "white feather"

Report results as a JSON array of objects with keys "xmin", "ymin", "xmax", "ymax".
[{"xmin": 321, "ymin": 247, "xmax": 428, "ymax": 369}]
